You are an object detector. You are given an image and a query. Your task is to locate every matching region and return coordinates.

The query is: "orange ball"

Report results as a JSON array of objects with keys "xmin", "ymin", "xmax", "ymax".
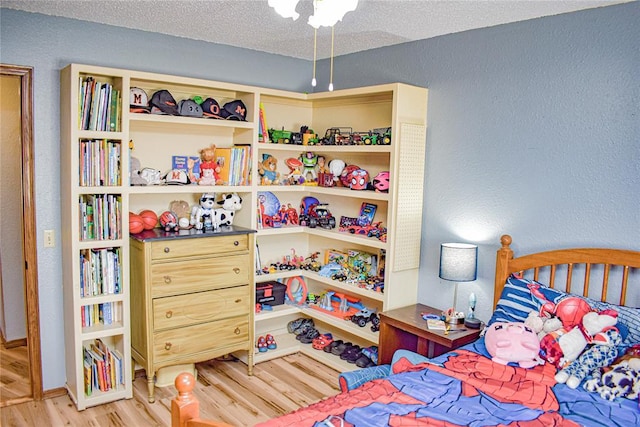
[
  {"xmin": 129, "ymin": 212, "xmax": 144, "ymax": 234},
  {"xmin": 139, "ymin": 209, "xmax": 158, "ymax": 230}
]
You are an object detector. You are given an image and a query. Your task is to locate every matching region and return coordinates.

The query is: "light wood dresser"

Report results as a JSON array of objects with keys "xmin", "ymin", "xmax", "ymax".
[{"xmin": 130, "ymin": 227, "xmax": 255, "ymax": 402}]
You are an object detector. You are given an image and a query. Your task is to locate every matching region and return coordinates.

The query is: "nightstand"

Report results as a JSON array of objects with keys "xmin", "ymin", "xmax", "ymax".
[{"xmin": 378, "ymin": 303, "xmax": 482, "ymax": 365}]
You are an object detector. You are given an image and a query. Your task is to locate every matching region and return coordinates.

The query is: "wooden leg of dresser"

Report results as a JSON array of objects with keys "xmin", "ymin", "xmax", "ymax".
[{"xmin": 147, "ymin": 374, "xmax": 156, "ymax": 403}]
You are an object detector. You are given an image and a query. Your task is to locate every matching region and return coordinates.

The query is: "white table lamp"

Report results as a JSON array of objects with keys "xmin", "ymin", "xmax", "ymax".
[{"xmin": 439, "ymin": 243, "xmax": 478, "ymax": 323}]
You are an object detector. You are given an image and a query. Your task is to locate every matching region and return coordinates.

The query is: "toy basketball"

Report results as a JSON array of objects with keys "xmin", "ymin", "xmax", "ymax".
[
  {"xmin": 555, "ymin": 297, "xmax": 592, "ymax": 330},
  {"xmin": 139, "ymin": 209, "xmax": 158, "ymax": 230},
  {"xmin": 128, "ymin": 212, "xmax": 144, "ymax": 234}
]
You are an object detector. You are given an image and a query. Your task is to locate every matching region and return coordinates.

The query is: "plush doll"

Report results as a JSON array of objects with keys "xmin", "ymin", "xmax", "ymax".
[
  {"xmin": 484, "ymin": 322, "xmax": 541, "ymax": 368},
  {"xmin": 190, "ymin": 193, "xmax": 216, "ymax": 230},
  {"xmin": 130, "ymin": 157, "xmax": 148, "ymax": 185},
  {"xmin": 198, "ymin": 144, "xmax": 222, "ymax": 185},
  {"xmin": 584, "ymin": 348, "xmax": 640, "ymax": 400},
  {"xmin": 259, "ymin": 154, "xmax": 280, "ymax": 185},
  {"xmin": 525, "ymin": 310, "xmax": 563, "ymax": 340},
  {"xmin": 555, "ymin": 327, "xmax": 622, "ymax": 389},
  {"xmin": 210, "ymin": 193, "xmax": 242, "ymax": 229}
]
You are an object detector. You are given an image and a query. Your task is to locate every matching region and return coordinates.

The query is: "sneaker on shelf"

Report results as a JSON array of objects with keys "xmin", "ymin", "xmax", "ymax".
[
  {"xmin": 266, "ymin": 334, "xmax": 277, "ymax": 350},
  {"xmin": 299, "ymin": 328, "xmax": 321, "ymax": 344},
  {"xmin": 288, "ymin": 318, "xmax": 314, "ymax": 335},
  {"xmin": 361, "ymin": 346, "xmax": 379, "ymax": 364},
  {"xmin": 256, "ymin": 336, "xmax": 268, "ymax": 353}
]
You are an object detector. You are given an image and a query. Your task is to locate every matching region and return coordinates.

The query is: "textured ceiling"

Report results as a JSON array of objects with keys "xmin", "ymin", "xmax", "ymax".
[{"xmin": 2, "ymin": 0, "xmax": 630, "ymax": 60}]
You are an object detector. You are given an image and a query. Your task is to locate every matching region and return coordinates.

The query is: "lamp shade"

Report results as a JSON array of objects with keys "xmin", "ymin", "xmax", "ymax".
[{"xmin": 439, "ymin": 243, "xmax": 478, "ymax": 282}]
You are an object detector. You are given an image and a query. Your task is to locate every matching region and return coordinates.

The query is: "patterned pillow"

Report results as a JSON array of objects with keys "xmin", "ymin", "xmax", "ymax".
[{"xmin": 489, "ymin": 275, "xmax": 640, "ymax": 351}]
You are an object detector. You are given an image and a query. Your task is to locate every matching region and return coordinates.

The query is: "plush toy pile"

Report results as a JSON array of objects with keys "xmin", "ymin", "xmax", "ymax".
[{"xmin": 486, "ymin": 293, "xmax": 640, "ymax": 403}]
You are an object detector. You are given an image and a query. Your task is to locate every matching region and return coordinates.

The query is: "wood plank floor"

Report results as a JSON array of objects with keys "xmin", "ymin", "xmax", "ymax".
[
  {"xmin": 0, "ymin": 344, "xmax": 31, "ymax": 404},
  {"xmin": 0, "ymin": 353, "xmax": 341, "ymax": 426}
]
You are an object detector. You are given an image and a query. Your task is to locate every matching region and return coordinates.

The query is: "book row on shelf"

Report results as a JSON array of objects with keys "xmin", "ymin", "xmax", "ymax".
[
  {"xmin": 81, "ymin": 301, "xmax": 121, "ymax": 328},
  {"xmin": 171, "ymin": 145, "xmax": 252, "ymax": 186},
  {"xmin": 83, "ymin": 339, "xmax": 124, "ymax": 396},
  {"xmin": 79, "ymin": 77, "xmax": 121, "ymax": 132},
  {"xmin": 79, "ymin": 139, "xmax": 122, "ymax": 187},
  {"xmin": 80, "ymin": 248, "xmax": 122, "ymax": 297},
  {"xmin": 79, "ymin": 194, "xmax": 122, "ymax": 241}
]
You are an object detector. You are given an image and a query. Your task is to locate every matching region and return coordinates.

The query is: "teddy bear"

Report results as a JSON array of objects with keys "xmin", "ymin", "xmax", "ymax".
[
  {"xmin": 539, "ymin": 309, "xmax": 618, "ymax": 369},
  {"xmin": 259, "ymin": 154, "xmax": 280, "ymax": 185},
  {"xmin": 198, "ymin": 144, "xmax": 222, "ymax": 185},
  {"xmin": 583, "ymin": 345, "xmax": 640, "ymax": 400},
  {"xmin": 554, "ymin": 326, "xmax": 622, "ymax": 389}
]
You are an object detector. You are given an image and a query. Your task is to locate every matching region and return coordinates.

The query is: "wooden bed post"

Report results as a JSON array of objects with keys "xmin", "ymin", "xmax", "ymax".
[
  {"xmin": 172, "ymin": 372, "xmax": 233, "ymax": 427},
  {"xmin": 493, "ymin": 234, "xmax": 514, "ymax": 309}
]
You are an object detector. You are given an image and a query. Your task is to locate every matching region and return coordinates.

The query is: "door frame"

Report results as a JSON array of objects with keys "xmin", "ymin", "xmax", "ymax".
[{"xmin": 1, "ymin": 64, "xmax": 42, "ymax": 404}]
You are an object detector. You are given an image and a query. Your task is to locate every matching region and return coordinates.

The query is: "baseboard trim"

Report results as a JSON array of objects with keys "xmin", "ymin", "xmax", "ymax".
[
  {"xmin": 43, "ymin": 387, "xmax": 68, "ymax": 399},
  {"xmin": 2, "ymin": 337, "xmax": 28, "ymax": 349}
]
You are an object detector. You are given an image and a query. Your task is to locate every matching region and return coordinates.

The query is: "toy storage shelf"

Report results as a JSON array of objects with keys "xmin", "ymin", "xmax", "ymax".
[{"xmin": 62, "ymin": 63, "xmax": 427, "ymax": 382}]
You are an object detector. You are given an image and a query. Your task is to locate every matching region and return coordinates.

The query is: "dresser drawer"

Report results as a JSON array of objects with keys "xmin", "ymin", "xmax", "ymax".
[
  {"xmin": 150, "ymin": 254, "xmax": 250, "ymax": 297},
  {"xmin": 153, "ymin": 285, "xmax": 249, "ymax": 331},
  {"xmin": 153, "ymin": 317, "xmax": 248, "ymax": 364},
  {"xmin": 150, "ymin": 234, "xmax": 248, "ymax": 260}
]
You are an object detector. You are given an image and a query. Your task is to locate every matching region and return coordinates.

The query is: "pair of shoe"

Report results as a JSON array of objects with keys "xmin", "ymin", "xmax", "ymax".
[
  {"xmin": 297, "ymin": 327, "xmax": 320, "ymax": 344},
  {"xmin": 287, "ymin": 318, "xmax": 314, "ymax": 335},
  {"xmin": 257, "ymin": 334, "xmax": 277, "ymax": 352},
  {"xmin": 326, "ymin": 340, "xmax": 351, "ymax": 355}
]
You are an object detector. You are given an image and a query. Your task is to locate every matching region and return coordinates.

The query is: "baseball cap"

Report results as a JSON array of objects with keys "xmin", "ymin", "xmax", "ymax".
[
  {"xmin": 220, "ymin": 100, "xmax": 247, "ymax": 121},
  {"xmin": 164, "ymin": 169, "xmax": 191, "ymax": 185},
  {"xmin": 130, "ymin": 87, "xmax": 150, "ymax": 113},
  {"xmin": 149, "ymin": 90, "xmax": 179, "ymax": 115},
  {"xmin": 201, "ymin": 97, "xmax": 223, "ymax": 119},
  {"xmin": 178, "ymin": 99, "xmax": 203, "ymax": 118}
]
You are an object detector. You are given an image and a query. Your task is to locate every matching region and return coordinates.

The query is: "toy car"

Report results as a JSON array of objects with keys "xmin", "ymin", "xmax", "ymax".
[
  {"xmin": 351, "ymin": 308, "xmax": 377, "ymax": 328},
  {"xmin": 320, "ymin": 127, "xmax": 352, "ymax": 145},
  {"xmin": 268, "ymin": 128, "xmax": 293, "ymax": 144},
  {"xmin": 308, "ymin": 204, "xmax": 336, "ymax": 229}
]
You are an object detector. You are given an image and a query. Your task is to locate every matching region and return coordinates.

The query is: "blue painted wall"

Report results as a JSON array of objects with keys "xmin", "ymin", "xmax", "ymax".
[{"xmin": 1, "ymin": 2, "xmax": 638, "ymax": 390}]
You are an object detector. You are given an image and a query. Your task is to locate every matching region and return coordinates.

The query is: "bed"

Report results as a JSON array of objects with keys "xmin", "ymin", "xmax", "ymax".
[{"xmin": 173, "ymin": 235, "xmax": 640, "ymax": 427}]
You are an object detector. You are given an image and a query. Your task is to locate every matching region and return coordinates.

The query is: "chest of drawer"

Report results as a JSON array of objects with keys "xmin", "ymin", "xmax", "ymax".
[
  {"xmin": 153, "ymin": 316, "xmax": 248, "ymax": 363},
  {"xmin": 153, "ymin": 285, "xmax": 249, "ymax": 331},
  {"xmin": 150, "ymin": 254, "xmax": 250, "ymax": 297},
  {"xmin": 150, "ymin": 234, "xmax": 248, "ymax": 260}
]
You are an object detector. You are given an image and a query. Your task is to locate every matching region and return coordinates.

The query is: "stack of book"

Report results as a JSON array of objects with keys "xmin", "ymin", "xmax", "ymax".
[
  {"xmin": 79, "ymin": 194, "xmax": 122, "ymax": 240},
  {"xmin": 79, "ymin": 248, "xmax": 121, "ymax": 297},
  {"xmin": 79, "ymin": 139, "xmax": 121, "ymax": 186},
  {"xmin": 78, "ymin": 77, "xmax": 121, "ymax": 132},
  {"xmin": 83, "ymin": 339, "xmax": 124, "ymax": 396}
]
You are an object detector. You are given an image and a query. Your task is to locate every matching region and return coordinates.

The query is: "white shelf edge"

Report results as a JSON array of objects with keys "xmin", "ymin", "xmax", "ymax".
[
  {"xmin": 130, "ymin": 113, "xmax": 254, "ymax": 130},
  {"xmin": 128, "ymin": 185, "xmax": 252, "ymax": 194},
  {"xmin": 255, "ymin": 304, "xmax": 301, "ymax": 321},
  {"xmin": 257, "ymin": 143, "xmax": 392, "ymax": 154},
  {"xmin": 302, "ymin": 307, "xmax": 379, "ymax": 343}
]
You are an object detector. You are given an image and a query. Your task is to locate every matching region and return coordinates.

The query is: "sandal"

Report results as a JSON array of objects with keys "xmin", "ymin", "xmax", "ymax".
[
  {"xmin": 312, "ymin": 333, "xmax": 333, "ymax": 350},
  {"xmin": 331, "ymin": 341, "xmax": 351, "ymax": 356},
  {"xmin": 256, "ymin": 336, "xmax": 268, "ymax": 353},
  {"xmin": 299, "ymin": 328, "xmax": 320, "ymax": 344},
  {"xmin": 340, "ymin": 345, "xmax": 361, "ymax": 360},
  {"xmin": 265, "ymin": 334, "xmax": 277, "ymax": 350},
  {"xmin": 325, "ymin": 339, "xmax": 343, "ymax": 353},
  {"xmin": 355, "ymin": 354, "xmax": 375, "ymax": 368}
]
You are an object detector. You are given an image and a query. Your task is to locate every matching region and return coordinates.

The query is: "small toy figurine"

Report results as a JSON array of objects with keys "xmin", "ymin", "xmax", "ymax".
[
  {"xmin": 284, "ymin": 157, "xmax": 304, "ymax": 184},
  {"xmin": 211, "ymin": 193, "xmax": 243, "ymax": 229},
  {"xmin": 258, "ymin": 154, "xmax": 280, "ymax": 185},
  {"xmin": 349, "ymin": 168, "xmax": 370, "ymax": 190},
  {"xmin": 198, "ymin": 144, "xmax": 221, "ymax": 185},
  {"xmin": 301, "ymin": 151, "xmax": 318, "ymax": 182},
  {"xmin": 190, "ymin": 193, "xmax": 216, "ymax": 230},
  {"xmin": 328, "ymin": 159, "xmax": 345, "ymax": 186}
]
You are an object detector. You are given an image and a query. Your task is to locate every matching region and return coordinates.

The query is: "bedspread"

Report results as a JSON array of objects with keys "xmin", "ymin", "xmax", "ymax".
[{"xmin": 257, "ymin": 340, "xmax": 639, "ymax": 427}]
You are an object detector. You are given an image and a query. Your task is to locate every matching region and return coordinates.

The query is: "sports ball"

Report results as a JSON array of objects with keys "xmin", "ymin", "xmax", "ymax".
[
  {"xmin": 138, "ymin": 209, "xmax": 158, "ymax": 230},
  {"xmin": 555, "ymin": 297, "xmax": 592, "ymax": 330},
  {"xmin": 128, "ymin": 212, "xmax": 144, "ymax": 234}
]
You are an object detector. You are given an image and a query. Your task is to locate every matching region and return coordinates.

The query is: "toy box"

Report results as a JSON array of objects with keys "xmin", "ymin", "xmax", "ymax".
[{"xmin": 256, "ymin": 281, "xmax": 286, "ymax": 306}]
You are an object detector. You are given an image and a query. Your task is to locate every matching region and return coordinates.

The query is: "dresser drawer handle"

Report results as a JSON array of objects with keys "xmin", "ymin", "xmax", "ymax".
[
  {"xmin": 164, "ymin": 342, "xmax": 172, "ymax": 351},
  {"xmin": 164, "ymin": 247, "xmax": 170, "ymax": 253},
  {"xmin": 235, "ymin": 298, "xmax": 242, "ymax": 303},
  {"xmin": 233, "ymin": 267, "xmax": 240, "ymax": 274},
  {"xmin": 234, "ymin": 240, "xmax": 239, "ymax": 246},
  {"xmin": 164, "ymin": 276, "xmax": 172, "ymax": 284},
  {"xmin": 234, "ymin": 327, "xmax": 241, "ymax": 335},
  {"xmin": 165, "ymin": 310, "xmax": 173, "ymax": 318}
]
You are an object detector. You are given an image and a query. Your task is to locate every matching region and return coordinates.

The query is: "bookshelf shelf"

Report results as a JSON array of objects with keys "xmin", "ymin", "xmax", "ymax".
[{"xmin": 62, "ymin": 63, "xmax": 427, "ymax": 388}]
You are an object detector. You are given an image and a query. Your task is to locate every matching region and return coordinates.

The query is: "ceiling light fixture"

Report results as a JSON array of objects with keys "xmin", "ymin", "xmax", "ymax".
[{"xmin": 268, "ymin": 0, "xmax": 359, "ymax": 91}]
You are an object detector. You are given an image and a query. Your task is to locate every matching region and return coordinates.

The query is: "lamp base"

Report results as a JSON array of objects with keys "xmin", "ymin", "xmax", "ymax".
[
  {"xmin": 445, "ymin": 315, "xmax": 464, "ymax": 325},
  {"xmin": 464, "ymin": 317, "xmax": 482, "ymax": 329}
]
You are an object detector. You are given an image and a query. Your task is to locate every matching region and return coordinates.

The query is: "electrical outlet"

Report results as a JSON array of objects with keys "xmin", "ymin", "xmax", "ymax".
[{"xmin": 44, "ymin": 229, "xmax": 55, "ymax": 247}]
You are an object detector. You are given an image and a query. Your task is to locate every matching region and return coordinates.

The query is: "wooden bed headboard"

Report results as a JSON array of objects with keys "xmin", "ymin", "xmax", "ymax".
[{"xmin": 494, "ymin": 234, "xmax": 640, "ymax": 309}]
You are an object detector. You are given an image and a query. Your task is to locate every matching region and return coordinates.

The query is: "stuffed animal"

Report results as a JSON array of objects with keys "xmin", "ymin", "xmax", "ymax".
[
  {"xmin": 484, "ymin": 322, "xmax": 541, "ymax": 368},
  {"xmin": 198, "ymin": 144, "xmax": 222, "ymax": 185},
  {"xmin": 540, "ymin": 310, "xmax": 618, "ymax": 369},
  {"xmin": 555, "ymin": 327, "xmax": 622, "ymax": 389},
  {"xmin": 525, "ymin": 311, "xmax": 563, "ymax": 340},
  {"xmin": 211, "ymin": 193, "xmax": 242, "ymax": 229},
  {"xmin": 584, "ymin": 356, "xmax": 640, "ymax": 401},
  {"xmin": 259, "ymin": 154, "xmax": 280, "ymax": 185},
  {"xmin": 130, "ymin": 157, "xmax": 148, "ymax": 185},
  {"xmin": 190, "ymin": 193, "xmax": 216, "ymax": 230}
]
